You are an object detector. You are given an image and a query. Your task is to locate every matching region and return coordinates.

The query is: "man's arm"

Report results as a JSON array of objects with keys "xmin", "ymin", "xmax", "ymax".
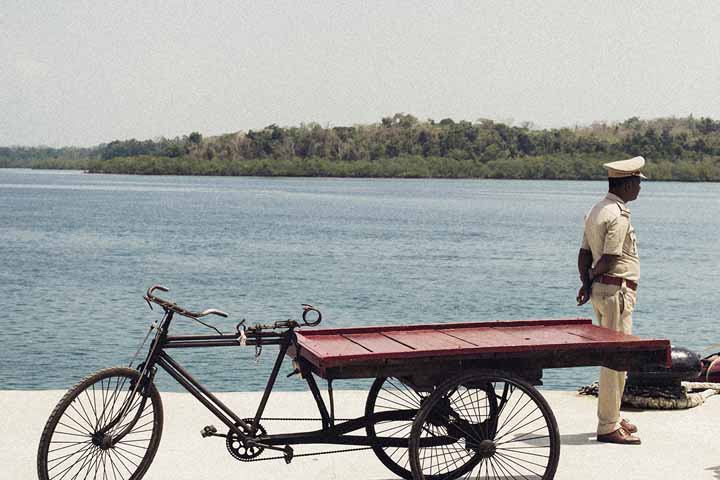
[
  {"xmin": 576, "ymin": 248, "xmax": 593, "ymax": 305},
  {"xmin": 590, "ymin": 254, "xmax": 620, "ymax": 280},
  {"xmin": 577, "ymin": 250, "xmax": 620, "ymax": 305}
]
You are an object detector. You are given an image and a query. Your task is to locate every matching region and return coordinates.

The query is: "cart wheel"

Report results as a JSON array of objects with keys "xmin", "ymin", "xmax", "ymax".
[
  {"xmin": 365, "ymin": 377, "xmax": 429, "ymax": 480},
  {"xmin": 408, "ymin": 370, "xmax": 559, "ymax": 480},
  {"xmin": 37, "ymin": 367, "xmax": 163, "ymax": 480}
]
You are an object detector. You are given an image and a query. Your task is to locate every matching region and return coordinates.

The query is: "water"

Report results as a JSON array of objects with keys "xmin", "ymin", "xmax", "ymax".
[{"xmin": 1, "ymin": 169, "xmax": 718, "ymax": 393}]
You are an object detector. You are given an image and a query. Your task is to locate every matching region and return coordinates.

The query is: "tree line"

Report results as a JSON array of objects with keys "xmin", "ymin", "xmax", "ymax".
[{"xmin": 3, "ymin": 114, "xmax": 720, "ymax": 181}]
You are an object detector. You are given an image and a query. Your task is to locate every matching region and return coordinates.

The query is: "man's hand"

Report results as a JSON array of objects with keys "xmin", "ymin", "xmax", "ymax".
[{"xmin": 576, "ymin": 285, "xmax": 591, "ymax": 306}]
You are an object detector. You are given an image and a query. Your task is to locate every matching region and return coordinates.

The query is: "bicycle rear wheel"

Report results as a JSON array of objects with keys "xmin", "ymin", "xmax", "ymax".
[
  {"xmin": 37, "ymin": 367, "xmax": 163, "ymax": 480},
  {"xmin": 408, "ymin": 370, "xmax": 559, "ymax": 480}
]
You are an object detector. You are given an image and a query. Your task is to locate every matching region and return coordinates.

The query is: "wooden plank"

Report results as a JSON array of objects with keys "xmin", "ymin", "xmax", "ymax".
[
  {"xmin": 383, "ymin": 329, "xmax": 479, "ymax": 350},
  {"xmin": 300, "ymin": 318, "xmax": 592, "ymax": 337},
  {"xmin": 294, "ymin": 333, "xmax": 370, "ymax": 366},
  {"xmin": 486, "ymin": 325, "xmax": 604, "ymax": 348},
  {"xmin": 562, "ymin": 324, "xmax": 641, "ymax": 342},
  {"xmin": 442, "ymin": 327, "xmax": 520, "ymax": 348},
  {"xmin": 342, "ymin": 332, "xmax": 415, "ymax": 354}
]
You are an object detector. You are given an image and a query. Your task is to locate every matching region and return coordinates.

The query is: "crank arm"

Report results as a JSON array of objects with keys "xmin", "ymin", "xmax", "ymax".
[{"xmin": 245, "ymin": 441, "xmax": 294, "ymax": 464}]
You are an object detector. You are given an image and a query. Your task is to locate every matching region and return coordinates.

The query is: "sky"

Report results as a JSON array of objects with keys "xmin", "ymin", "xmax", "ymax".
[{"xmin": 1, "ymin": 1, "xmax": 719, "ymax": 147}]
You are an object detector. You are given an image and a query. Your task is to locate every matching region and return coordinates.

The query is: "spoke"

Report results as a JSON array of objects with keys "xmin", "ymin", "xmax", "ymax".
[
  {"xmin": 116, "ymin": 438, "xmax": 151, "ymax": 444},
  {"xmin": 389, "ymin": 446, "xmax": 409, "ymax": 465},
  {"xmin": 376, "ymin": 422, "xmax": 412, "ymax": 436},
  {"xmin": 488, "ymin": 456, "xmax": 508, "ymax": 480},
  {"xmin": 113, "ymin": 445, "xmax": 145, "ymax": 460},
  {"xmin": 495, "ymin": 395, "xmax": 533, "ymax": 439},
  {"xmin": 84, "ymin": 388, "xmax": 100, "ymax": 430},
  {"xmin": 376, "ymin": 393, "xmax": 419, "ymax": 411},
  {"xmin": 99, "ymin": 378, "xmax": 109, "ymax": 428},
  {"xmin": 68, "ymin": 401, "xmax": 97, "ymax": 432},
  {"xmin": 49, "ymin": 441, "xmax": 93, "ymax": 455},
  {"xmin": 48, "ymin": 443, "xmax": 94, "ymax": 467},
  {"xmin": 495, "ymin": 415, "xmax": 546, "ymax": 444},
  {"xmin": 57, "ymin": 420, "xmax": 91, "ymax": 436},
  {"xmin": 108, "ymin": 451, "xmax": 125, "ymax": 480},
  {"xmin": 378, "ymin": 389, "xmax": 416, "ymax": 410},
  {"xmin": 495, "ymin": 447, "xmax": 549, "ymax": 460},
  {"xmin": 114, "ymin": 416, "xmax": 154, "ymax": 437},
  {"xmin": 109, "ymin": 375, "xmax": 131, "ymax": 416},
  {"xmin": 107, "ymin": 448, "xmax": 134, "ymax": 476},
  {"xmin": 446, "ymin": 415, "xmax": 483, "ymax": 445},
  {"xmin": 451, "ymin": 386, "xmax": 478, "ymax": 420},
  {"xmin": 496, "ymin": 426, "xmax": 549, "ymax": 447},
  {"xmin": 102, "ymin": 451, "xmax": 109, "ymax": 480},
  {"xmin": 86, "ymin": 446, "xmax": 104, "ymax": 480},
  {"xmin": 492, "ymin": 382, "xmax": 515, "ymax": 419},
  {"xmin": 52, "ymin": 445, "xmax": 98, "ymax": 480},
  {"xmin": 122, "ymin": 427, "xmax": 155, "ymax": 436},
  {"xmin": 494, "ymin": 399, "xmax": 536, "ymax": 441},
  {"xmin": 384, "ymin": 378, "xmax": 423, "ymax": 407},
  {"xmin": 53, "ymin": 431, "xmax": 95, "ymax": 439},
  {"xmin": 495, "ymin": 435, "xmax": 550, "ymax": 447},
  {"xmin": 491, "ymin": 454, "xmax": 524, "ymax": 480},
  {"xmin": 105, "ymin": 376, "xmax": 132, "ymax": 431},
  {"xmin": 494, "ymin": 450, "xmax": 546, "ymax": 476},
  {"xmin": 417, "ymin": 422, "xmax": 473, "ymax": 476},
  {"xmin": 115, "ymin": 441, "xmax": 150, "ymax": 450},
  {"xmin": 110, "ymin": 446, "xmax": 140, "ymax": 469}
]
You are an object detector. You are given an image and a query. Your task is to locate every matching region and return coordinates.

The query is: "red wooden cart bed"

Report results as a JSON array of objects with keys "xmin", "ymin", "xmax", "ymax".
[{"xmin": 294, "ymin": 318, "xmax": 670, "ymax": 382}]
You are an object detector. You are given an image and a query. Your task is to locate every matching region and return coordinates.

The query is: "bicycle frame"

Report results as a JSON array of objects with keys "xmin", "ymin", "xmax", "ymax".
[{"xmin": 131, "ymin": 309, "xmax": 425, "ymax": 457}]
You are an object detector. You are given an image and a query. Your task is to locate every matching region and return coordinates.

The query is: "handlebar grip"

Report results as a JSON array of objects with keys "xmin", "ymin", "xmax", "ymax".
[
  {"xmin": 200, "ymin": 309, "xmax": 229, "ymax": 318},
  {"xmin": 147, "ymin": 285, "xmax": 169, "ymax": 298}
]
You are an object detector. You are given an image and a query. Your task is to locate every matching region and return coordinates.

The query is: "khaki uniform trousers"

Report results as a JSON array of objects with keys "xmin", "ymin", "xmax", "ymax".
[{"xmin": 591, "ymin": 282, "xmax": 637, "ymax": 435}]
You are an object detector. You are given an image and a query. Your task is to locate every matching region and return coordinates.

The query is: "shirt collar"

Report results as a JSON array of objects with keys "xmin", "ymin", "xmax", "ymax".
[{"xmin": 605, "ymin": 192, "xmax": 625, "ymax": 205}]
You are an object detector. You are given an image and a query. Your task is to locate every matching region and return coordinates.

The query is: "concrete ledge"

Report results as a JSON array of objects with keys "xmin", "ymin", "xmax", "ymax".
[{"xmin": 5, "ymin": 389, "xmax": 719, "ymax": 479}]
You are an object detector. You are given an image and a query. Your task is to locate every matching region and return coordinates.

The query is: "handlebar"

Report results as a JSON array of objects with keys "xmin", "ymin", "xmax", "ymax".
[
  {"xmin": 145, "ymin": 285, "xmax": 229, "ymax": 319},
  {"xmin": 144, "ymin": 285, "xmax": 322, "ymax": 329}
]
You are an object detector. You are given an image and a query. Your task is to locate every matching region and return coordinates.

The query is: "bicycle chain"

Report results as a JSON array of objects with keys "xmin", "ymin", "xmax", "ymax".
[
  {"xmin": 232, "ymin": 417, "xmax": 372, "ymax": 462},
  {"xmin": 238, "ymin": 446, "xmax": 373, "ymax": 462},
  {"xmin": 258, "ymin": 417, "xmax": 353, "ymax": 422}
]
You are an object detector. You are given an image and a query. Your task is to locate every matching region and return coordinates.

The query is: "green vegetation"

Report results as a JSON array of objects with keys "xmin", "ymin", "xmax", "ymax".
[{"xmin": 3, "ymin": 115, "xmax": 720, "ymax": 180}]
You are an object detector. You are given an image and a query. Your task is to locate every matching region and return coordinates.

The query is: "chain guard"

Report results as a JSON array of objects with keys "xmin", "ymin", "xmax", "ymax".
[{"xmin": 226, "ymin": 419, "xmax": 267, "ymax": 462}]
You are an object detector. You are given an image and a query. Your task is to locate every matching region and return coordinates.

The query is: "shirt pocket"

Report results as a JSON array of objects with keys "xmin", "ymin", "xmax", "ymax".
[{"xmin": 623, "ymin": 227, "xmax": 637, "ymax": 256}]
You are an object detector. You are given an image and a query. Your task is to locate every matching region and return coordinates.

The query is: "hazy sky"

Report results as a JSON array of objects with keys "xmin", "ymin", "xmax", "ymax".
[{"xmin": 2, "ymin": 1, "xmax": 719, "ymax": 147}]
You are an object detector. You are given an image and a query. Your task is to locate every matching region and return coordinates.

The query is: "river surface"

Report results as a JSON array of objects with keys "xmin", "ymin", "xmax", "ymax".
[{"xmin": 1, "ymin": 169, "xmax": 718, "ymax": 392}]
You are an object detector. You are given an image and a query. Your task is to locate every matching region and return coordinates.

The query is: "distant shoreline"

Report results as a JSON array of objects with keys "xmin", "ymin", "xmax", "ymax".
[
  {"xmin": 1, "ymin": 164, "xmax": 718, "ymax": 182},
  {"xmin": 3, "ymin": 114, "xmax": 720, "ymax": 181}
]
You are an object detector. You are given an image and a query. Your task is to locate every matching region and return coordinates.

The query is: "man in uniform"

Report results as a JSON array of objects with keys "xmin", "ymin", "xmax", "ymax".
[{"xmin": 576, "ymin": 156, "xmax": 646, "ymax": 445}]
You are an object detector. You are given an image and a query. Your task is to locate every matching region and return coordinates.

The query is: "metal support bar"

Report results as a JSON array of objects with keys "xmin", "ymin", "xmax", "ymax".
[
  {"xmin": 299, "ymin": 359, "xmax": 332, "ymax": 430},
  {"xmin": 259, "ymin": 410, "xmax": 448, "ymax": 448},
  {"xmin": 166, "ymin": 331, "xmax": 287, "ymax": 342},
  {"xmin": 328, "ymin": 379, "xmax": 335, "ymax": 426},
  {"xmin": 252, "ymin": 338, "xmax": 291, "ymax": 431},
  {"xmin": 163, "ymin": 339, "xmax": 283, "ymax": 348}
]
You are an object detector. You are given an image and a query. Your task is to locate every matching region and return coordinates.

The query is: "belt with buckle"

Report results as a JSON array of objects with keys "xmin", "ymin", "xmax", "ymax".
[{"xmin": 595, "ymin": 275, "xmax": 637, "ymax": 291}]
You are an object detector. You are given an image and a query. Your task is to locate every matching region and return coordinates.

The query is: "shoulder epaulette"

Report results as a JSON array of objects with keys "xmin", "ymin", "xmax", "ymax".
[{"xmin": 616, "ymin": 202, "xmax": 631, "ymax": 218}]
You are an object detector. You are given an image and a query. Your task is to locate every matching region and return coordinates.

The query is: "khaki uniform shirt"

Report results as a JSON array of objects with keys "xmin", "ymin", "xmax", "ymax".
[{"xmin": 581, "ymin": 193, "xmax": 640, "ymax": 283}]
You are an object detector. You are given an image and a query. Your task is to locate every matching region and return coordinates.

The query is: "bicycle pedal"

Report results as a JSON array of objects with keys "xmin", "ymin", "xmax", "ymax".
[
  {"xmin": 201, "ymin": 425, "xmax": 218, "ymax": 438},
  {"xmin": 283, "ymin": 445, "xmax": 294, "ymax": 464}
]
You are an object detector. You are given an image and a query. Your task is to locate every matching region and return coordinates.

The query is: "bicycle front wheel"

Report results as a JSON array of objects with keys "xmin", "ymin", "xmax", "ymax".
[{"xmin": 37, "ymin": 367, "xmax": 163, "ymax": 480}]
